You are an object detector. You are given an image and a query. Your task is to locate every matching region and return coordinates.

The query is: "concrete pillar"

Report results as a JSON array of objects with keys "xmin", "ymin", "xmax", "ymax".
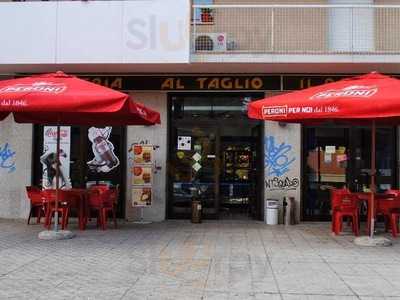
[
  {"xmin": 0, "ymin": 115, "xmax": 32, "ymax": 219},
  {"xmin": 264, "ymin": 121, "xmax": 301, "ymax": 223},
  {"xmin": 125, "ymin": 92, "xmax": 167, "ymax": 222},
  {"xmin": 328, "ymin": 0, "xmax": 374, "ymax": 52}
]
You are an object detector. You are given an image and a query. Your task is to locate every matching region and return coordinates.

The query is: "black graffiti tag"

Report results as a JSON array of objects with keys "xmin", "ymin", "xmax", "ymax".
[{"xmin": 265, "ymin": 176, "xmax": 299, "ymax": 191}]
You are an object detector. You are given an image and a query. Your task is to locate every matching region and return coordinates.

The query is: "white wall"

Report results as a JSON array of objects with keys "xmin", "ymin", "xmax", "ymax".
[
  {"xmin": 125, "ymin": 92, "xmax": 167, "ymax": 222},
  {"xmin": 0, "ymin": 116, "xmax": 32, "ymax": 219},
  {"xmin": 0, "ymin": 0, "xmax": 190, "ymax": 65},
  {"xmin": 264, "ymin": 121, "xmax": 302, "ymax": 223}
]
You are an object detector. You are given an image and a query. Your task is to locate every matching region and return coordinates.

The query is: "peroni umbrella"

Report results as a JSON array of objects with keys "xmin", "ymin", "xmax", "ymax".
[
  {"xmin": 248, "ymin": 72, "xmax": 400, "ymax": 238},
  {"xmin": 0, "ymin": 71, "xmax": 161, "ymax": 233}
]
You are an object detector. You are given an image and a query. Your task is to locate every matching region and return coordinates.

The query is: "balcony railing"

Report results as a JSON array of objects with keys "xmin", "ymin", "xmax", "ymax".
[{"xmin": 192, "ymin": 4, "xmax": 400, "ymax": 56}]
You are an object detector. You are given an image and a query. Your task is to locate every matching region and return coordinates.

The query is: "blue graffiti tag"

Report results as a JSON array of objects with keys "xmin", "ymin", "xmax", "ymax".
[
  {"xmin": 0, "ymin": 143, "xmax": 16, "ymax": 173},
  {"xmin": 265, "ymin": 136, "xmax": 295, "ymax": 176}
]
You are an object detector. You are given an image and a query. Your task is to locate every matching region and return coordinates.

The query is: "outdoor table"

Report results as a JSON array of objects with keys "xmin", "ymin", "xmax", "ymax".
[{"xmin": 354, "ymin": 192, "xmax": 397, "ymax": 233}]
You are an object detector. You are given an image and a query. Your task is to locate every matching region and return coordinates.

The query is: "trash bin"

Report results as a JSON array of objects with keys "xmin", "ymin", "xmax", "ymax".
[
  {"xmin": 190, "ymin": 187, "xmax": 202, "ymax": 223},
  {"xmin": 265, "ymin": 199, "xmax": 279, "ymax": 225},
  {"xmin": 191, "ymin": 200, "xmax": 202, "ymax": 223},
  {"xmin": 283, "ymin": 196, "xmax": 296, "ymax": 225}
]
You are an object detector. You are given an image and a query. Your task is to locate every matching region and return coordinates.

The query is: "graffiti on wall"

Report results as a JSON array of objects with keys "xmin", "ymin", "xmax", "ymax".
[
  {"xmin": 265, "ymin": 136, "xmax": 295, "ymax": 177},
  {"xmin": 0, "ymin": 142, "xmax": 16, "ymax": 173},
  {"xmin": 265, "ymin": 176, "xmax": 299, "ymax": 191}
]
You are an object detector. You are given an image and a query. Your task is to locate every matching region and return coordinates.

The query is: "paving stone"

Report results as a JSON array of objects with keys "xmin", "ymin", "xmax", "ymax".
[{"xmin": 0, "ymin": 220, "xmax": 399, "ymax": 299}]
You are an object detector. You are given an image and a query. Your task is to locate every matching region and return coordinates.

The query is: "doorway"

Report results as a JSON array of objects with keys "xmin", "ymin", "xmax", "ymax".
[
  {"xmin": 303, "ymin": 125, "xmax": 397, "ymax": 221},
  {"xmin": 32, "ymin": 125, "xmax": 126, "ymax": 217},
  {"xmin": 168, "ymin": 93, "xmax": 264, "ymax": 220}
]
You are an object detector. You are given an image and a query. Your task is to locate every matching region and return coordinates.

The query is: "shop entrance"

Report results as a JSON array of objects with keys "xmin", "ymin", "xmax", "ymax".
[
  {"xmin": 32, "ymin": 126, "xmax": 126, "ymax": 217},
  {"xmin": 168, "ymin": 93, "xmax": 264, "ymax": 220},
  {"xmin": 303, "ymin": 125, "xmax": 397, "ymax": 221}
]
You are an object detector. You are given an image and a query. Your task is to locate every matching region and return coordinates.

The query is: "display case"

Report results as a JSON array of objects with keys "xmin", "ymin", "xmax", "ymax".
[{"xmin": 220, "ymin": 142, "xmax": 254, "ymax": 206}]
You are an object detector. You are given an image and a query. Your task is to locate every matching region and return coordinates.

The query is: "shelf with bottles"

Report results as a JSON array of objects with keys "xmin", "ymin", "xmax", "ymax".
[{"xmin": 222, "ymin": 145, "xmax": 252, "ymax": 181}]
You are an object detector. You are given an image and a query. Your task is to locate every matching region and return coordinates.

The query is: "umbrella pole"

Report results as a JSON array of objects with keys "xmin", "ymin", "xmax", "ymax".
[
  {"xmin": 370, "ymin": 120, "xmax": 376, "ymax": 238},
  {"xmin": 53, "ymin": 125, "xmax": 61, "ymax": 232}
]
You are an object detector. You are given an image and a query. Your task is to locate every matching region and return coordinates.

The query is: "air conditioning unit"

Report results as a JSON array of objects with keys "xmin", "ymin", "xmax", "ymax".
[{"xmin": 195, "ymin": 33, "xmax": 227, "ymax": 52}]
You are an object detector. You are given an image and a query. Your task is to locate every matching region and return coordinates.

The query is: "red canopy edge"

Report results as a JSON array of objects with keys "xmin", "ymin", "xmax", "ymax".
[{"xmin": 0, "ymin": 71, "xmax": 161, "ymax": 126}]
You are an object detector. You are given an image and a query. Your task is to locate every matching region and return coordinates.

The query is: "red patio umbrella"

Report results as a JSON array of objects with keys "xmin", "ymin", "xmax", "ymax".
[
  {"xmin": 0, "ymin": 71, "xmax": 160, "ymax": 234},
  {"xmin": 248, "ymin": 72, "xmax": 400, "ymax": 239}
]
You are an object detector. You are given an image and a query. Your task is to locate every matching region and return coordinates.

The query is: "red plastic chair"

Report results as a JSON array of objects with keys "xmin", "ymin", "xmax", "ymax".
[
  {"xmin": 88, "ymin": 186, "xmax": 117, "ymax": 230},
  {"xmin": 390, "ymin": 209, "xmax": 400, "ymax": 237},
  {"xmin": 331, "ymin": 188, "xmax": 360, "ymax": 236},
  {"xmin": 375, "ymin": 190, "xmax": 400, "ymax": 233},
  {"xmin": 26, "ymin": 186, "xmax": 44, "ymax": 225},
  {"xmin": 42, "ymin": 190, "xmax": 71, "ymax": 230}
]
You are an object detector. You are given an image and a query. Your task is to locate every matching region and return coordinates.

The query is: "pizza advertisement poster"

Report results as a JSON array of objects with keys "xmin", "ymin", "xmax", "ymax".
[
  {"xmin": 132, "ymin": 187, "xmax": 152, "ymax": 207},
  {"xmin": 133, "ymin": 145, "xmax": 153, "ymax": 165},
  {"xmin": 132, "ymin": 166, "xmax": 153, "ymax": 185}
]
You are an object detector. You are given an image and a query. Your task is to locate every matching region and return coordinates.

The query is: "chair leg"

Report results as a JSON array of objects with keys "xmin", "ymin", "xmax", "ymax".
[
  {"xmin": 353, "ymin": 214, "xmax": 359, "ymax": 236},
  {"xmin": 27, "ymin": 207, "xmax": 33, "ymax": 225},
  {"xmin": 391, "ymin": 214, "xmax": 399, "ymax": 238},
  {"xmin": 101, "ymin": 209, "xmax": 107, "ymax": 230},
  {"xmin": 334, "ymin": 214, "xmax": 341, "ymax": 235},
  {"xmin": 61, "ymin": 208, "xmax": 69, "ymax": 230},
  {"xmin": 36, "ymin": 206, "xmax": 42, "ymax": 224},
  {"xmin": 45, "ymin": 211, "xmax": 52, "ymax": 229},
  {"xmin": 112, "ymin": 207, "xmax": 117, "ymax": 229}
]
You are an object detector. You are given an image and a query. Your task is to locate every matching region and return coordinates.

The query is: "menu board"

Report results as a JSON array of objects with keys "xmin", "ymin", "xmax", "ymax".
[
  {"xmin": 133, "ymin": 145, "xmax": 153, "ymax": 164},
  {"xmin": 132, "ymin": 166, "xmax": 152, "ymax": 185},
  {"xmin": 132, "ymin": 187, "xmax": 152, "ymax": 207},
  {"xmin": 130, "ymin": 145, "xmax": 154, "ymax": 207}
]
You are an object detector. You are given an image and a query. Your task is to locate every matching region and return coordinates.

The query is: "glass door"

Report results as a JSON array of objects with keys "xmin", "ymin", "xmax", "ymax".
[
  {"xmin": 303, "ymin": 126, "xmax": 397, "ymax": 221},
  {"xmin": 169, "ymin": 126, "xmax": 219, "ymax": 218},
  {"xmin": 303, "ymin": 127, "xmax": 349, "ymax": 221}
]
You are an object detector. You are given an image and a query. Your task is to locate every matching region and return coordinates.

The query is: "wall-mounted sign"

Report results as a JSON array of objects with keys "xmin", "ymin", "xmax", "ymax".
[
  {"xmin": 133, "ymin": 145, "xmax": 153, "ymax": 165},
  {"xmin": 177, "ymin": 136, "xmax": 191, "ymax": 150},
  {"xmin": 132, "ymin": 187, "xmax": 152, "ymax": 207},
  {"xmin": 80, "ymin": 75, "xmax": 281, "ymax": 91},
  {"xmin": 132, "ymin": 166, "xmax": 152, "ymax": 185},
  {"xmin": 41, "ymin": 126, "xmax": 71, "ymax": 189},
  {"xmin": 87, "ymin": 127, "xmax": 120, "ymax": 173}
]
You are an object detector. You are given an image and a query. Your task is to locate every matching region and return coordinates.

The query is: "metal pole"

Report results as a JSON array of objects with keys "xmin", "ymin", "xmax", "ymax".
[
  {"xmin": 370, "ymin": 120, "xmax": 376, "ymax": 238},
  {"xmin": 54, "ymin": 125, "xmax": 61, "ymax": 232}
]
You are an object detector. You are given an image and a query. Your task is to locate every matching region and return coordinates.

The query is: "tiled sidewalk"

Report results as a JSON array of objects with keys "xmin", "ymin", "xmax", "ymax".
[{"xmin": 0, "ymin": 220, "xmax": 400, "ymax": 300}]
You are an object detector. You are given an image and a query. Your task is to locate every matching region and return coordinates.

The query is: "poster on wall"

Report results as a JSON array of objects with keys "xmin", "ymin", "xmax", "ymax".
[
  {"xmin": 87, "ymin": 127, "xmax": 120, "ymax": 173},
  {"xmin": 132, "ymin": 166, "xmax": 152, "ymax": 185},
  {"xmin": 133, "ymin": 145, "xmax": 153, "ymax": 164},
  {"xmin": 177, "ymin": 136, "xmax": 191, "ymax": 150},
  {"xmin": 41, "ymin": 126, "xmax": 71, "ymax": 189},
  {"xmin": 132, "ymin": 187, "xmax": 152, "ymax": 207}
]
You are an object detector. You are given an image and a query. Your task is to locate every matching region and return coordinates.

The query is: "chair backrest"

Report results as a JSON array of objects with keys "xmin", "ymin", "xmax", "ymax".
[
  {"xmin": 90, "ymin": 185, "xmax": 109, "ymax": 193},
  {"xmin": 88, "ymin": 188, "xmax": 113, "ymax": 208},
  {"xmin": 26, "ymin": 186, "xmax": 43, "ymax": 205},
  {"xmin": 384, "ymin": 189, "xmax": 400, "ymax": 197},
  {"xmin": 109, "ymin": 185, "xmax": 120, "ymax": 205},
  {"xmin": 331, "ymin": 188, "xmax": 357, "ymax": 210}
]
